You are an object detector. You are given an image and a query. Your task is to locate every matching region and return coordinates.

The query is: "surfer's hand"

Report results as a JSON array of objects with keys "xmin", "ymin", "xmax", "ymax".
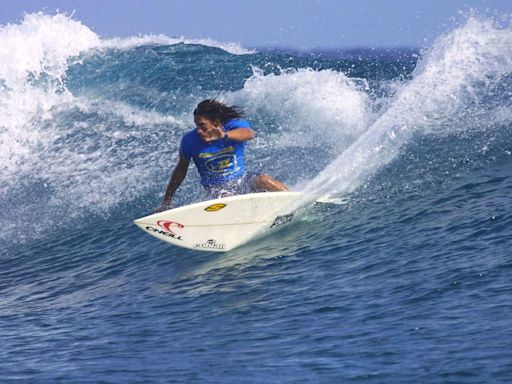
[{"xmin": 204, "ymin": 125, "xmax": 225, "ymax": 142}]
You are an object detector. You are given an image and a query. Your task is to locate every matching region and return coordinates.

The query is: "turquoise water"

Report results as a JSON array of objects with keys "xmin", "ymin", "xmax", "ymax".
[{"xmin": 1, "ymin": 13, "xmax": 512, "ymax": 383}]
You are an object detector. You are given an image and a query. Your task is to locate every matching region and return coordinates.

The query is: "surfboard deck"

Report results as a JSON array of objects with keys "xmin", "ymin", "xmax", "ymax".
[{"xmin": 133, "ymin": 191, "xmax": 308, "ymax": 252}]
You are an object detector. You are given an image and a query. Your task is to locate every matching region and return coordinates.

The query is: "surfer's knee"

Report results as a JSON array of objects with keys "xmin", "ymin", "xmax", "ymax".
[{"xmin": 253, "ymin": 174, "xmax": 288, "ymax": 192}]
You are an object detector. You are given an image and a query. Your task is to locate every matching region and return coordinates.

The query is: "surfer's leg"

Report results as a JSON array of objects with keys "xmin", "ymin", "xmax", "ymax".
[{"xmin": 252, "ymin": 174, "xmax": 288, "ymax": 192}]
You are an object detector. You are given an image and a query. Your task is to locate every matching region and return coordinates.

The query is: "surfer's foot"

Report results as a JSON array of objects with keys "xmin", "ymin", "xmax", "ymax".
[{"xmin": 253, "ymin": 174, "xmax": 289, "ymax": 192}]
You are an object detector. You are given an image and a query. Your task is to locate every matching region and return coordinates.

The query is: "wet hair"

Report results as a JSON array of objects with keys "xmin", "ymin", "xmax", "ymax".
[{"xmin": 193, "ymin": 99, "xmax": 244, "ymax": 124}]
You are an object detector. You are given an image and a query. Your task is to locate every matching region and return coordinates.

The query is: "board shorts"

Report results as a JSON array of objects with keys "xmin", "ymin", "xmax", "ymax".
[{"xmin": 204, "ymin": 173, "xmax": 258, "ymax": 200}]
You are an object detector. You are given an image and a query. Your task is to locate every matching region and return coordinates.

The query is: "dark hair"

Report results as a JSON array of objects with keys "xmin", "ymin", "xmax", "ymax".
[{"xmin": 193, "ymin": 99, "xmax": 244, "ymax": 124}]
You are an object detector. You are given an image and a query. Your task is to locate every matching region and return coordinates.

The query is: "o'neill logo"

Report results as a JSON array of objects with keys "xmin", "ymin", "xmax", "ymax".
[
  {"xmin": 157, "ymin": 220, "xmax": 184, "ymax": 233},
  {"xmin": 145, "ymin": 220, "xmax": 184, "ymax": 241},
  {"xmin": 194, "ymin": 239, "xmax": 225, "ymax": 250}
]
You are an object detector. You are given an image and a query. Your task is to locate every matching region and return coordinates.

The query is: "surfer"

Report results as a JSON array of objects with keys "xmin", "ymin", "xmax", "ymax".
[{"xmin": 157, "ymin": 99, "xmax": 288, "ymax": 211}]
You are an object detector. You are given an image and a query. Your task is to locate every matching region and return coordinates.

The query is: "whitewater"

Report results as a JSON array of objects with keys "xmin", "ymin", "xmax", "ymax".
[{"xmin": 1, "ymin": 12, "xmax": 511, "ymax": 383}]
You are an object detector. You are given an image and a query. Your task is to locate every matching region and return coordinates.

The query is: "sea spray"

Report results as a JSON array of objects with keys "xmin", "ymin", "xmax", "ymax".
[
  {"xmin": 0, "ymin": 13, "xmax": 100, "ymax": 185},
  {"xmin": 304, "ymin": 16, "xmax": 512, "ymax": 199},
  {"xmin": 101, "ymin": 35, "xmax": 255, "ymax": 55},
  {"xmin": 232, "ymin": 67, "xmax": 371, "ymax": 149}
]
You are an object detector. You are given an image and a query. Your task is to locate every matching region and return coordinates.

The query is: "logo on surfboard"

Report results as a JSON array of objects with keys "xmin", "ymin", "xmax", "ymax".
[
  {"xmin": 205, "ymin": 203, "xmax": 227, "ymax": 212},
  {"xmin": 194, "ymin": 239, "xmax": 225, "ymax": 250},
  {"xmin": 157, "ymin": 220, "xmax": 184, "ymax": 233},
  {"xmin": 145, "ymin": 220, "xmax": 185, "ymax": 241},
  {"xmin": 270, "ymin": 213, "xmax": 294, "ymax": 228}
]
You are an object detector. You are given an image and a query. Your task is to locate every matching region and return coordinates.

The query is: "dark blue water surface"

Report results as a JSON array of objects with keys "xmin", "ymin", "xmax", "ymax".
[{"xmin": 1, "ymin": 13, "xmax": 512, "ymax": 383}]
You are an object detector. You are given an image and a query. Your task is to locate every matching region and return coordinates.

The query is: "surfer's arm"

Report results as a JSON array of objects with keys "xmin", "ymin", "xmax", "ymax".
[
  {"xmin": 157, "ymin": 154, "xmax": 190, "ymax": 212},
  {"xmin": 204, "ymin": 126, "xmax": 255, "ymax": 142},
  {"xmin": 223, "ymin": 128, "xmax": 255, "ymax": 142}
]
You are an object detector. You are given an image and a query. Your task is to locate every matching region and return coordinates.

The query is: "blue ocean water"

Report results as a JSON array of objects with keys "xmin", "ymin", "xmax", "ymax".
[{"xmin": 1, "ymin": 13, "xmax": 512, "ymax": 383}]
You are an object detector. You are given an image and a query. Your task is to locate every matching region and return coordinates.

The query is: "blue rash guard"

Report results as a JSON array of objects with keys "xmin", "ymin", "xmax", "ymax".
[{"xmin": 179, "ymin": 119, "xmax": 250, "ymax": 188}]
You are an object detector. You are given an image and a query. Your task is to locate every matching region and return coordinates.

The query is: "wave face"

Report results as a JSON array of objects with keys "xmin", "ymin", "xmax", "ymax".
[{"xmin": 1, "ymin": 12, "xmax": 512, "ymax": 383}]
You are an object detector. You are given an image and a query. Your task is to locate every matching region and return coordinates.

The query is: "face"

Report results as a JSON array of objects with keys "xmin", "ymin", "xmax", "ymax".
[{"xmin": 194, "ymin": 115, "xmax": 220, "ymax": 141}]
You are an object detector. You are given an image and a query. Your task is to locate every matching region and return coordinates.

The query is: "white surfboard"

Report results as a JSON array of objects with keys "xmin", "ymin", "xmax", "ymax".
[{"xmin": 134, "ymin": 191, "xmax": 308, "ymax": 252}]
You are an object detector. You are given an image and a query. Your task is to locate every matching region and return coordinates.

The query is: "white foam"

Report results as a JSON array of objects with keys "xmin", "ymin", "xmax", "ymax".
[
  {"xmin": 102, "ymin": 35, "xmax": 255, "ymax": 55},
  {"xmin": 305, "ymin": 16, "xmax": 512, "ymax": 199},
  {"xmin": 232, "ymin": 67, "xmax": 371, "ymax": 149},
  {"xmin": 0, "ymin": 12, "xmax": 100, "ymax": 90},
  {"xmin": 74, "ymin": 97, "xmax": 187, "ymax": 128},
  {"xmin": 0, "ymin": 12, "xmax": 101, "ymax": 186}
]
